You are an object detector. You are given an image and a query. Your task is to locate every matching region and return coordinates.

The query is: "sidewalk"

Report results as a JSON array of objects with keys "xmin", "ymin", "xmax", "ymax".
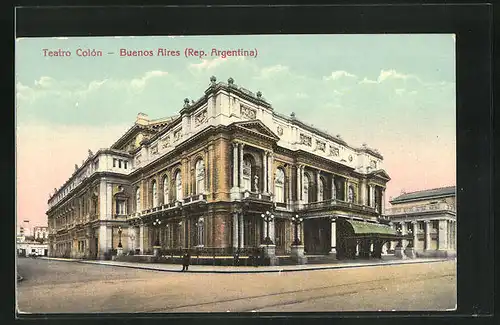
[{"xmin": 38, "ymin": 256, "xmax": 452, "ymax": 274}]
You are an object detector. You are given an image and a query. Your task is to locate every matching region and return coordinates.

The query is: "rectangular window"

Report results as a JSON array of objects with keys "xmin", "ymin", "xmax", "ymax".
[
  {"xmin": 118, "ymin": 160, "xmax": 122, "ymax": 168},
  {"xmin": 113, "ymin": 158, "xmax": 117, "ymax": 167},
  {"xmin": 124, "ymin": 161, "xmax": 128, "ymax": 169},
  {"xmin": 115, "ymin": 200, "xmax": 126, "ymax": 215}
]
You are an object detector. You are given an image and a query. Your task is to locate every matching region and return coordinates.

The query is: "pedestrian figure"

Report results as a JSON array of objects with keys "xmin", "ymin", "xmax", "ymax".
[{"xmin": 181, "ymin": 251, "xmax": 191, "ymax": 272}]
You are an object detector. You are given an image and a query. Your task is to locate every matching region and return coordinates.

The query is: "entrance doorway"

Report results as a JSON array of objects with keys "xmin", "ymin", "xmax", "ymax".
[
  {"xmin": 303, "ymin": 218, "xmax": 330, "ymax": 254},
  {"xmin": 274, "ymin": 218, "xmax": 286, "ymax": 255}
]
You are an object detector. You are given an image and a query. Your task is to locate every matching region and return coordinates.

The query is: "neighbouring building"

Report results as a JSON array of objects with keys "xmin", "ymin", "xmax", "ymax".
[
  {"xmin": 33, "ymin": 226, "xmax": 48, "ymax": 242},
  {"xmin": 386, "ymin": 186, "xmax": 456, "ymax": 257},
  {"xmin": 17, "ymin": 232, "xmax": 48, "ymax": 257},
  {"xmin": 46, "ymin": 76, "xmax": 403, "ymax": 261}
]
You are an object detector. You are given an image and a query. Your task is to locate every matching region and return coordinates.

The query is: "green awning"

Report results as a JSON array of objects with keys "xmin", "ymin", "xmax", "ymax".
[{"xmin": 346, "ymin": 220, "xmax": 398, "ymax": 236}]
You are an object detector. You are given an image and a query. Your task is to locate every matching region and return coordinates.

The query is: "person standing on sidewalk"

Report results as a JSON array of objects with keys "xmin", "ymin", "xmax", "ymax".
[{"xmin": 181, "ymin": 251, "xmax": 191, "ymax": 272}]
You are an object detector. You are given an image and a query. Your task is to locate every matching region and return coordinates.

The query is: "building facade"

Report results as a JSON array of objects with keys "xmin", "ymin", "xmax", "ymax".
[
  {"xmin": 47, "ymin": 76, "xmax": 398, "ymax": 260},
  {"xmin": 33, "ymin": 226, "xmax": 48, "ymax": 241},
  {"xmin": 386, "ymin": 186, "xmax": 456, "ymax": 257}
]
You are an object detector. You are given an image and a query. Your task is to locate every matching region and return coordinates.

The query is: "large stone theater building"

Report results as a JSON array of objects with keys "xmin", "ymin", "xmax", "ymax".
[{"xmin": 47, "ymin": 77, "xmax": 398, "ymax": 261}]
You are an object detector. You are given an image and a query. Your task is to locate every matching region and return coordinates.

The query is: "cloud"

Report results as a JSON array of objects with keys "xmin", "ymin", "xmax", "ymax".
[
  {"xmin": 323, "ymin": 70, "xmax": 357, "ymax": 81},
  {"xmin": 359, "ymin": 69, "xmax": 422, "ymax": 85},
  {"xmin": 130, "ymin": 70, "xmax": 169, "ymax": 89},
  {"xmin": 255, "ymin": 64, "xmax": 290, "ymax": 80},
  {"xmin": 189, "ymin": 57, "xmax": 228, "ymax": 71},
  {"xmin": 34, "ymin": 76, "xmax": 55, "ymax": 88},
  {"xmin": 359, "ymin": 77, "xmax": 378, "ymax": 84}
]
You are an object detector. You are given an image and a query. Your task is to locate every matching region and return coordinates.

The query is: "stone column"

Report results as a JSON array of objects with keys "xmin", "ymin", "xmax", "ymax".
[
  {"xmin": 301, "ymin": 166, "xmax": 305, "ymax": 202},
  {"xmin": 316, "ymin": 171, "xmax": 321, "ymax": 201},
  {"xmin": 438, "ymin": 219, "xmax": 448, "ymax": 250},
  {"xmin": 239, "ymin": 213, "xmax": 244, "ymax": 248},
  {"xmin": 267, "ymin": 152, "xmax": 273, "ymax": 196},
  {"xmin": 360, "ymin": 179, "xmax": 367, "ymax": 205},
  {"xmin": 232, "ymin": 213, "xmax": 238, "ymax": 249},
  {"xmin": 401, "ymin": 222, "xmax": 408, "ymax": 248},
  {"xmin": 270, "ymin": 218, "xmax": 275, "ymax": 242},
  {"xmin": 139, "ymin": 224, "xmax": 145, "ymax": 254},
  {"xmin": 330, "ymin": 218, "xmax": 337, "ymax": 256},
  {"xmin": 381, "ymin": 189, "xmax": 386, "ymax": 214},
  {"xmin": 232, "ymin": 143, "xmax": 238, "ymax": 188},
  {"xmin": 239, "ymin": 143, "xmax": 244, "ymax": 189},
  {"xmin": 369, "ymin": 185, "xmax": 375, "ymax": 207},
  {"xmin": 412, "ymin": 221, "xmax": 418, "ymax": 251},
  {"xmin": 424, "ymin": 220, "xmax": 431, "ymax": 250},
  {"xmin": 263, "ymin": 151, "xmax": 268, "ymax": 193},
  {"xmin": 287, "ymin": 166, "xmax": 293, "ymax": 205},
  {"xmin": 331, "ymin": 176, "xmax": 336, "ymax": 200},
  {"xmin": 127, "ymin": 227, "xmax": 134, "ymax": 252},
  {"xmin": 296, "ymin": 165, "xmax": 301, "ymax": 203},
  {"xmin": 345, "ymin": 180, "xmax": 349, "ymax": 202}
]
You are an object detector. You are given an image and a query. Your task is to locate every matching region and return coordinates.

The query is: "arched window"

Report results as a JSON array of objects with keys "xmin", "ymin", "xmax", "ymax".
[
  {"xmin": 152, "ymin": 180, "xmax": 158, "ymax": 207},
  {"xmin": 135, "ymin": 187, "xmax": 141, "ymax": 212},
  {"xmin": 175, "ymin": 171, "xmax": 182, "ymax": 201},
  {"xmin": 318, "ymin": 178, "xmax": 325, "ymax": 202},
  {"xmin": 303, "ymin": 174, "xmax": 310, "ymax": 204},
  {"xmin": 242, "ymin": 157, "xmax": 252, "ymax": 192},
  {"xmin": 274, "ymin": 168, "xmax": 285, "ymax": 203},
  {"xmin": 163, "ymin": 176, "xmax": 170, "ymax": 204},
  {"xmin": 195, "ymin": 159, "xmax": 205, "ymax": 194},
  {"xmin": 348, "ymin": 186, "xmax": 355, "ymax": 203}
]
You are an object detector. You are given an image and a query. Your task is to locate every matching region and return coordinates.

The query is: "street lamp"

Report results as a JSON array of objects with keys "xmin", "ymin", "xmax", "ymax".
[
  {"xmin": 153, "ymin": 218, "xmax": 162, "ymax": 246},
  {"xmin": 118, "ymin": 226, "xmax": 123, "ymax": 248},
  {"xmin": 291, "ymin": 214, "xmax": 303, "ymax": 245},
  {"xmin": 407, "ymin": 227, "xmax": 413, "ymax": 248},
  {"xmin": 261, "ymin": 210, "xmax": 275, "ymax": 245}
]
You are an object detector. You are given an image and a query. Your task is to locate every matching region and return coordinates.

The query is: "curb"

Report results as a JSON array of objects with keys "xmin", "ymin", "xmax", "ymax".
[{"xmin": 38, "ymin": 257, "xmax": 453, "ymax": 274}]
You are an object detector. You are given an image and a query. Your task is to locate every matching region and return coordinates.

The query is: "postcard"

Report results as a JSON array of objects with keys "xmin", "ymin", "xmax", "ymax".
[{"xmin": 15, "ymin": 34, "xmax": 456, "ymax": 313}]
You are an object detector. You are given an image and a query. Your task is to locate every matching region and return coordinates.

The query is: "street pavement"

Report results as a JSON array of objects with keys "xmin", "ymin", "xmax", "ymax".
[{"xmin": 17, "ymin": 257, "xmax": 456, "ymax": 313}]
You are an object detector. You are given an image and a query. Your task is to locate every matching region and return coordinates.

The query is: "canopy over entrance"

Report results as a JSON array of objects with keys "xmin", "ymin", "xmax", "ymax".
[{"xmin": 342, "ymin": 219, "xmax": 409, "ymax": 240}]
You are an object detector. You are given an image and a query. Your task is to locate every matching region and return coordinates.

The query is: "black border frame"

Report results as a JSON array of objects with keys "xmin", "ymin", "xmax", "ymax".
[{"xmin": 6, "ymin": 2, "xmax": 495, "ymax": 325}]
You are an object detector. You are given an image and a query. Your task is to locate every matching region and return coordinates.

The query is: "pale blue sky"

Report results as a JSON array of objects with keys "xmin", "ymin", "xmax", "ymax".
[{"xmin": 16, "ymin": 34, "xmax": 456, "ymax": 226}]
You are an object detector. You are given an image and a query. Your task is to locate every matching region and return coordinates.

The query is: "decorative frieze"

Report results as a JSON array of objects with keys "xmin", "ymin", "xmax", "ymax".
[
  {"xmin": 240, "ymin": 105, "xmax": 257, "ymax": 120},
  {"xmin": 329, "ymin": 145, "xmax": 339, "ymax": 156},
  {"xmin": 161, "ymin": 136, "xmax": 170, "ymax": 149},
  {"xmin": 315, "ymin": 140, "xmax": 326, "ymax": 152},
  {"xmin": 151, "ymin": 144, "xmax": 158, "ymax": 155},
  {"xmin": 300, "ymin": 134, "xmax": 312, "ymax": 147},
  {"xmin": 194, "ymin": 109, "xmax": 208, "ymax": 127},
  {"xmin": 174, "ymin": 129, "xmax": 182, "ymax": 141}
]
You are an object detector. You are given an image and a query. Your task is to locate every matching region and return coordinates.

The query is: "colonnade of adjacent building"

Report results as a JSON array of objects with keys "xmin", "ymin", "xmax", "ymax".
[{"xmin": 389, "ymin": 219, "xmax": 456, "ymax": 252}]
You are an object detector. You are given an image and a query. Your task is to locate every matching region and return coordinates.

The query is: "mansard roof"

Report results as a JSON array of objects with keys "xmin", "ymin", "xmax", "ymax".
[{"xmin": 390, "ymin": 186, "xmax": 456, "ymax": 204}]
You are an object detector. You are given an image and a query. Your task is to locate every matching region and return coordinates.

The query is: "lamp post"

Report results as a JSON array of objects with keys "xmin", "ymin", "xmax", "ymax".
[
  {"xmin": 118, "ymin": 226, "xmax": 123, "ymax": 248},
  {"xmin": 291, "ymin": 214, "xmax": 303, "ymax": 245},
  {"xmin": 261, "ymin": 211, "xmax": 274, "ymax": 245},
  {"xmin": 153, "ymin": 218, "xmax": 161, "ymax": 247}
]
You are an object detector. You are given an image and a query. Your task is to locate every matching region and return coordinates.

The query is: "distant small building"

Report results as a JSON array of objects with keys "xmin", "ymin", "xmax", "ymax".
[
  {"xmin": 17, "ymin": 230, "xmax": 48, "ymax": 256},
  {"xmin": 386, "ymin": 186, "xmax": 456, "ymax": 257}
]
